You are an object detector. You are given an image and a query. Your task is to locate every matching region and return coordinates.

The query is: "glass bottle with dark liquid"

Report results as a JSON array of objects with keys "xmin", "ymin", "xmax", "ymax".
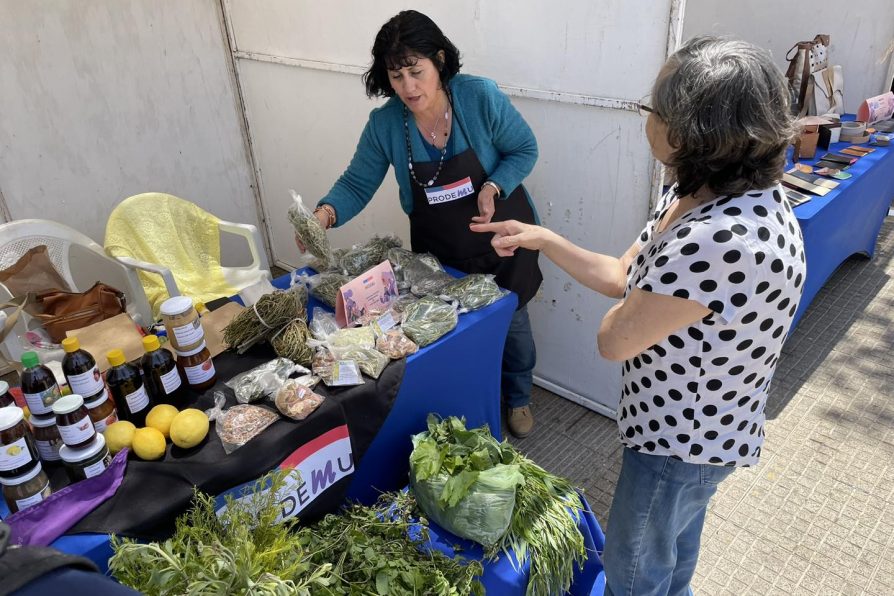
[
  {"xmin": 20, "ymin": 351, "xmax": 62, "ymax": 417},
  {"xmin": 61, "ymin": 337, "xmax": 108, "ymax": 404},
  {"xmin": 140, "ymin": 335, "xmax": 184, "ymax": 405},
  {"xmin": 105, "ymin": 349, "xmax": 154, "ymax": 427}
]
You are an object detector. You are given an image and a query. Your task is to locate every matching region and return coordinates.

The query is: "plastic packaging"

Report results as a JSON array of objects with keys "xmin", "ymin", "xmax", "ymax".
[
  {"xmin": 440, "ymin": 274, "xmax": 506, "ymax": 312},
  {"xmin": 376, "ymin": 329, "xmax": 419, "ymax": 360},
  {"xmin": 332, "ymin": 346, "xmax": 389, "ymax": 379},
  {"xmin": 288, "ymin": 190, "xmax": 332, "ymax": 266},
  {"xmin": 338, "ymin": 235, "xmax": 403, "ymax": 276},
  {"xmin": 411, "ymin": 271, "xmax": 456, "ymax": 297},
  {"xmin": 389, "ymin": 293, "xmax": 419, "ymax": 316},
  {"xmin": 224, "ymin": 357, "xmax": 309, "ymax": 404},
  {"xmin": 401, "ymin": 252, "xmax": 445, "ymax": 286},
  {"xmin": 274, "ymin": 379, "xmax": 326, "ymax": 421},
  {"xmin": 306, "ymin": 272, "xmax": 350, "ymax": 308},
  {"xmin": 309, "ymin": 307, "xmax": 339, "ymax": 341},
  {"xmin": 311, "ymin": 349, "xmax": 364, "ymax": 387},
  {"xmin": 401, "ymin": 296, "xmax": 459, "ymax": 347},
  {"xmin": 216, "ymin": 404, "xmax": 280, "ymax": 455},
  {"xmin": 328, "ymin": 326, "xmax": 376, "ymax": 350}
]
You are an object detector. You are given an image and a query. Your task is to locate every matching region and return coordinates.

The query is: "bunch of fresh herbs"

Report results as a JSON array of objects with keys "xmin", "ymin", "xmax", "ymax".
[{"xmin": 411, "ymin": 415, "xmax": 587, "ymax": 596}]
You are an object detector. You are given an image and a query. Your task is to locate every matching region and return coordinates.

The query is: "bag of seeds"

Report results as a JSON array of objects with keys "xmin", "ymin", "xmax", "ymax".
[
  {"xmin": 288, "ymin": 190, "xmax": 332, "ymax": 267},
  {"xmin": 440, "ymin": 274, "xmax": 506, "ymax": 312},
  {"xmin": 401, "ymin": 296, "xmax": 459, "ymax": 347}
]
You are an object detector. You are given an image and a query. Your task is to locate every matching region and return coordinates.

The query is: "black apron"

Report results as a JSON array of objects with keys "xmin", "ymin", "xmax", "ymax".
[{"xmin": 407, "ymin": 119, "xmax": 542, "ymax": 307}]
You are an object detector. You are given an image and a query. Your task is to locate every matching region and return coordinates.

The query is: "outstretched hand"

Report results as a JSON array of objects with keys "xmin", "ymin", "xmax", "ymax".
[{"xmin": 469, "ymin": 220, "xmax": 549, "ymax": 257}]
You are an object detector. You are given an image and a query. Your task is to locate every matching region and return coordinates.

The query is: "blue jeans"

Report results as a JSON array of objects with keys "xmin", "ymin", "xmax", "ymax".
[
  {"xmin": 603, "ymin": 447, "xmax": 736, "ymax": 596},
  {"xmin": 502, "ymin": 306, "xmax": 535, "ymax": 409}
]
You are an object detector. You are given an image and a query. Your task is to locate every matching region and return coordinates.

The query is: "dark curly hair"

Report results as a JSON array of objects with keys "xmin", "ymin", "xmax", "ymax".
[
  {"xmin": 362, "ymin": 10, "xmax": 462, "ymax": 99},
  {"xmin": 652, "ymin": 36, "xmax": 797, "ymax": 198}
]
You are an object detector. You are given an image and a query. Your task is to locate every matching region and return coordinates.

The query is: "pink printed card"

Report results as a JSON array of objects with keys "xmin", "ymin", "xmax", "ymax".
[{"xmin": 335, "ymin": 260, "xmax": 399, "ymax": 327}]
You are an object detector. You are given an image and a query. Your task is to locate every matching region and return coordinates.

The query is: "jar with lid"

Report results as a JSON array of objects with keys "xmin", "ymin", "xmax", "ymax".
[
  {"xmin": 140, "ymin": 334, "xmax": 185, "ymax": 405},
  {"xmin": 1, "ymin": 461, "xmax": 52, "ymax": 513},
  {"xmin": 59, "ymin": 433, "xmax": 112, "ymax": 483},
  {"xmin": 0, "ymin": 406, "xmax": 40, "ymax": 478},
  {"xmin": 176, "ymin": 341, "xmax": 217, "ymax": 391},
  {"xmin": 84, "ymin": 389, "xmax": 119, "ymax": 434},
  {"xmin": 20, "ymin": 351, "xmax": 62, "ymax": 416},
  {"xmin": 106, "ymin": 349, "xmax": 153, "ymax": 427},
  {"xmin": 53, "ymin": 394, "xmax": 97, "ymax": 449},
  {"xmin": 0, "ymin": 380, "xmax": 14, "ymax": 408},
  {"xmin": 61, "ymin": 337, "xmax": 108, "ymax": 403},
  {"xmin": 29, "ymin": 414, "xmax": 63, "ymax": 464},
  {"xmin": 160, "ymin": 296, "xmax": 205, "ymax": 352}
]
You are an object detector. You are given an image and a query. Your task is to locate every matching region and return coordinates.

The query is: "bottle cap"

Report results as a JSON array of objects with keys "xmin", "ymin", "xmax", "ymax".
[
  {"xmin": 160, "ymin": 296, "xmax": 194, "ymax": 317},
  {"xmin": 0, "ymin": 380, "xmax": 9, "ymax": 395},
  {"xmin": 21, "ymin": 351, "xmax": 40, "ymax": 368},
  {"xmin": 0, "ymin": 406, "xmax": 25, "ymax": 432},
  {"xmin": 106, "ymin": 349, "xmax": 126, "ymax": 367},
  {"xmin": 142, "ymin": 335, "xmax": 161, "ymax": 352},
  {"xmin": 61, "ymin": 337, "xmax": 81, "ymax": 353},
  {"xmin": 52, "ymin": 394, "xmax": 85, "ymax": 416}
]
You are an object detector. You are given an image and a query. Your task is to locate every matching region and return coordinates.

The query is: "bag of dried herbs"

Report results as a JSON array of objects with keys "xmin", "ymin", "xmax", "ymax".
[
  {"xmin": 288, "ymin": 190, "xmax": 332, "ymax": 267},
  {"xmin": 440, "ymin": 273, "xmax": 506, "ymax": 311},
  {"xmin": 305, "ymin": 271, "xmax": 350, "ymax": 308},
  {"xmin": 410, "ymin": 415, "xmax": 587, "ymax": 596},
  {"xmin": 338, "ymin": 234, "xmax": 403, "ymax": 276},
  {"xmin": 332, "ymin": 345, "xmax": 389, "ymax": 379},
  {"xmin": 401, "ymin": 296, "xmax": 459, "ymax": 347}
]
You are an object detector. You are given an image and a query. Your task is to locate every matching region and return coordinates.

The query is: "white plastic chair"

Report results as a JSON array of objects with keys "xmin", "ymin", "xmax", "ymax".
[
  {"xmin": 104, "ymin": 193, "xmax": 270, "ymax": 314},
  {"xmin": 0, "ymin": 219, "xmax": 154, "ymax": 369}
]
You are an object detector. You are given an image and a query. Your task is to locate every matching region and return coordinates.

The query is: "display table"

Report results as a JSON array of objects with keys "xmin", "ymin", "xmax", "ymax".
[
  {"xmin": 36, "ymin": 270, "xmax": 516, "ymax": 570},
  {"xmin": 789, "ymin": 122, "xmax": 894, "ymax": 326}
]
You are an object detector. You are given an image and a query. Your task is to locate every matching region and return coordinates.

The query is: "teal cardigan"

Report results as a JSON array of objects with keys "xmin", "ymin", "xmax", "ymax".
[{"xmin": 319, "ymin": 74, "xmax": 539, "ymax": 226}]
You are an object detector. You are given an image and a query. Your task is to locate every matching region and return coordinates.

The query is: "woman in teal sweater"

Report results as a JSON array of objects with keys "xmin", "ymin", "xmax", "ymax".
[{"xmin": 303, "ymin": 10, "xmax": 542, "ymax": 437}]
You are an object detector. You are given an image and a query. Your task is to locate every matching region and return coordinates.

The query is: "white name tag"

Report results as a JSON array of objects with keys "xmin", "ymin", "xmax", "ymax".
[{"xmin": 424, "ymin": 176, "xmax": 476, "ymax": 205}]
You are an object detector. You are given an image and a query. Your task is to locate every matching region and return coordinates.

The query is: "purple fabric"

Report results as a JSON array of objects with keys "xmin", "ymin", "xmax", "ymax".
[{"xmin": 6, "ymin": 449, "xmax": 128, "ymax": 546}]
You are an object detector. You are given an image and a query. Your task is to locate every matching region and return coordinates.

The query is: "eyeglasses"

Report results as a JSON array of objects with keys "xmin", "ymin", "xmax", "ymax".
[{"xmin": 638, "ymin": 95, "xmax": 658, "ymax": 118}]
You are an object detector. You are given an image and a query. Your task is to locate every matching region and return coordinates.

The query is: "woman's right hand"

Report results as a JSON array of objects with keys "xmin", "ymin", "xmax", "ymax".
[
  {"xmin": 470, "ymin": 220, "xmax": 551, "ymax": 256},
  {"xmin": 294, "ymin": 209, "xmax": 331, "ymax": 253}
]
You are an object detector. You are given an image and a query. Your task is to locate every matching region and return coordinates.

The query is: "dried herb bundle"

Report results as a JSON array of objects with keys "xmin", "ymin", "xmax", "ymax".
[
  {"xmin": 271, "ymin": 318, "xmax": 314, "ymax": 367},
  {"xmin": 288, "ymin": 191, "xmax": 332, "ymax": 266},
  {"xmin": 223, "ymin": 288, "xmax": 307, "ymax": 353}
]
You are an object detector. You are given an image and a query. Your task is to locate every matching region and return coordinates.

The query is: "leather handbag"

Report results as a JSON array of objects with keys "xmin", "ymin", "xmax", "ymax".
[{"xmin": 1, "ymin": 282, "xmax": 127, "ymax": 344}]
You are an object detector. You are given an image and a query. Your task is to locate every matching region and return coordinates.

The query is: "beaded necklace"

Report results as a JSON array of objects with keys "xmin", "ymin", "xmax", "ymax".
[{"xmin": 403, "ymin": 92, "xmax": 452, "ymax": 188}]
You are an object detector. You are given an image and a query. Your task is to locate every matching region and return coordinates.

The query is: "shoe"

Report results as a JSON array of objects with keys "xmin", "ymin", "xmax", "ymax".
[{"xmin": 507, "ymin": 406, "xmax": 534, "ymax": 438}]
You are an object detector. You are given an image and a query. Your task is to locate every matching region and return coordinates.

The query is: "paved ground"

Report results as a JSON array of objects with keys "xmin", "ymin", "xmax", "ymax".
[{"xmin": 507, "ymin": 216, "xmax": 894, "ymax": 595}]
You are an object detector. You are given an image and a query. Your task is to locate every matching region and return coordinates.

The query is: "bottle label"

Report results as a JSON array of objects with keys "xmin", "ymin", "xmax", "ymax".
[
  {"xmin": 0, "ymin": 436, "xmax": 35, "ymax": 471},
  {"xmin": 160, "ymin": 367, "xmax": 183, "ymax": 394},
  {"xmin": 83, "ymin": 454, "xmax": 112, "ymax": 478},
  {"xmin": 35, "ymin": 438, "xmax": 63, "ymax": 461},
  {"xmin": 184, "ymin": 358, "xmax": 215, "ymax": 385},
  {"xmin": 124, "ymin": 386, "xmax": 150, "ymax": 414},
  {"xmin": 67, "ymin": 366, "xmax": 105, "ymax": 397},
  {"xmin": 15, "ymin": 481, "xmax": 51, "ymax": 510},
  {"xmin": 58, "ymin": 418, "xmax": 95, "ymax": 446},
  {"xmin": 172, "ymin": 319, "xmax": 204, "ymax": 348},
  {"xmin": 93, "ymin": 410, "xmax": 119, "ymax": 434},
  {"xmin": 22, "ymin": 386, "xmax": 60, "ymax": 416}
]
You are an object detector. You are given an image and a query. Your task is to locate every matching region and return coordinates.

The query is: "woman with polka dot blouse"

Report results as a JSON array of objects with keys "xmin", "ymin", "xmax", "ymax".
[{"xmin": 473, "ymin": 36, "xmax": 805, "ymax": 595}]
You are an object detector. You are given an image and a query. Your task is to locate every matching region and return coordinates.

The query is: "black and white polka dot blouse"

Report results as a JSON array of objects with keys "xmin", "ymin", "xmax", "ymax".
[{"xmin": 618, "ymin": 184, "xmax": 806, "ymax": 467}]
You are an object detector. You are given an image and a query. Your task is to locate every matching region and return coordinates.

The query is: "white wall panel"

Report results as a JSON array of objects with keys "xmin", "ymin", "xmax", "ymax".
[
  {"xmin": 226, "ymin": 1, "xmax": 675, "ymax": 415},
  {"xmin": 0, "ymin": 1, "xmax": 258, "ymax": 263},
  {"xmin": 684, "ymin": 0, "xmax": 894, "ymax": 113}
]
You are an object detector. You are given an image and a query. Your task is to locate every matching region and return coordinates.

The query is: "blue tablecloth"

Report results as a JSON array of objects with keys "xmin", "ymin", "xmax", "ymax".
[
  {"xmin": 789, "ymin": 121, "xmax": 894, "ymax": 326},
  {"xmin": 48, "ymin": 269, "xmax": 517, "ymax": 569},
  {"xmin": 421, "ymin": 490, "xmax": 605, "ymax": 595}
]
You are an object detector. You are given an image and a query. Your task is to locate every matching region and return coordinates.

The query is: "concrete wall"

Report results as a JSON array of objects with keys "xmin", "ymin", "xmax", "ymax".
[
  {"xmin": 684, "ymin": 0, "xmax": 894, "ymax": 113},
  {"xmin": 0, "ymin": 1, "xmax": 259, "ymax": 263}
]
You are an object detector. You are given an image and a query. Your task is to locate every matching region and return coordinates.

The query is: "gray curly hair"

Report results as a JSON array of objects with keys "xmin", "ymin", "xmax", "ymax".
[{"xmin": 652, "ymin": 36, "xmax": 797, "ymax": 197}]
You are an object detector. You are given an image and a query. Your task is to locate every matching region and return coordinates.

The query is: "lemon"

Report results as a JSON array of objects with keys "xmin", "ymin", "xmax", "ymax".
[
  {"xmin": 169, "ymin": 409, "xmax": 209, "ymax": 449},
  {"xmin": 145, "ymin": 404, "xmax": 179, "ymax": 439},
  {"xmin": 104, "ymin": 421, "xmax": 137, "ymax": 455},
  {"xmin": 132, "ymin": 427, "xmax": 167, "ymax": 461}
]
